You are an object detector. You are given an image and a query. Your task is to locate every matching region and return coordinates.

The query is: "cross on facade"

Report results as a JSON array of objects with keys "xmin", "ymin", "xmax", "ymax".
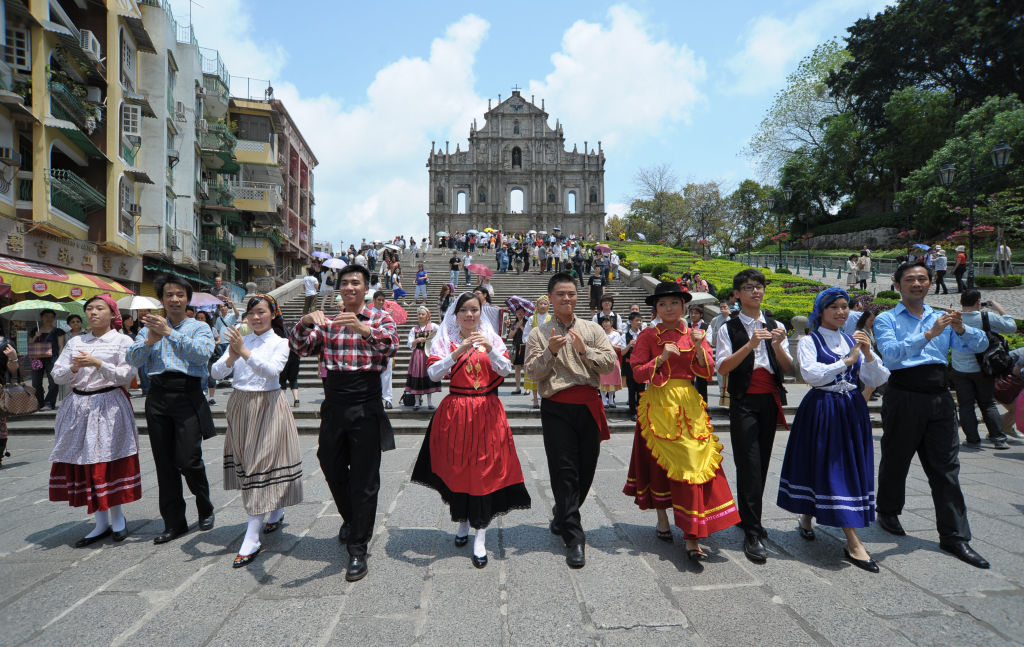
[{"xmin": 511, "ymin": 84, "xmax": 521, "ymax": 92}]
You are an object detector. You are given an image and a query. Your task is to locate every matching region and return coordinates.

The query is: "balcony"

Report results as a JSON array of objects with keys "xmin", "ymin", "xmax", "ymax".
[
  {"xmin": 234, "ymin": 234, "xmax": 277, "ymax": 265},
  {"xmin": 201, "ymin": 75, "xmax": 229, "ymax": 119},
  {"xmin": 229, "ymin": 180, "xmax": 282, "ymax": 213},
  {"xmin": 204, "ymin": 179, "xmax": 236, "ymax": 208},
  {"xmin": 49, "ymin": 79, "xmax": 101, "ymax": 135},
  {"xmin": 200, "ymin": 123, "xmax": 238, "ymax": 174},
  {"xmin": 48, "ymin": 168, "xmax": 105, "ymax": 222},
  {"xmin": 201, "ymin": 234, "xmax": 236, "ymax": 254},
  {"xmin": 234, "ymin": 137, "xmax": 276, "ymax": 166}
]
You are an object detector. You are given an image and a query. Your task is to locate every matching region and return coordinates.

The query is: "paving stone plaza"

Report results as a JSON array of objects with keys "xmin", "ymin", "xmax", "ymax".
[{"xmin": 2, "ymin": 403, "xmax": 1023, "ymax": 646}]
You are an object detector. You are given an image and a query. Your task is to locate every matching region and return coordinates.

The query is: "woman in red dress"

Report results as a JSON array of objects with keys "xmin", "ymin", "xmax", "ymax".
[
  {"xmin": 623, "ymin": 282, "xmax": 740, "ymax": 560},
  {"xmin": 411, "ymin": 292, "xmax": 531, "ymax": 568}
]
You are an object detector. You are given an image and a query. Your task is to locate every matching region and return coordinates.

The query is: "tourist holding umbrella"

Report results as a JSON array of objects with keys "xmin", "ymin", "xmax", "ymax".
[
  {"xmin": 49, "ymin": 294, "xmax": 141, "ymax": 546},
  {"xmin": 29, "ymin": 308, "xmax": 68, "ymax": 411}
]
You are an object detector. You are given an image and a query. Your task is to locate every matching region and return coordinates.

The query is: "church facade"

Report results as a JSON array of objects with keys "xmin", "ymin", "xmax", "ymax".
[{"xmin": 427, "ymin": 90, "xmax": 605, "ymax": 240}]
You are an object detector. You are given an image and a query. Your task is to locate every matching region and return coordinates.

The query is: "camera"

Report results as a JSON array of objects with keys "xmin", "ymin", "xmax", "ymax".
[{"xmin": 982, "ymin": 301, "xmax": 991, "ymax": 307}]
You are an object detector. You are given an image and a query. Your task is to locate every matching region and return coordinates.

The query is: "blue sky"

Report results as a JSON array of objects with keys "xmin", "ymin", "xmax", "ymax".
[{"xmin": 170, "ymin": 0, "xmax": 889, "ymax": 248}]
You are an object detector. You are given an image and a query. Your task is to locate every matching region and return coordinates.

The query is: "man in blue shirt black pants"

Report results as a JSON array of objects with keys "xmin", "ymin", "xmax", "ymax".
[{"xmin": 873, "ymin": 260, "xmax": 990, "ymax": 569}]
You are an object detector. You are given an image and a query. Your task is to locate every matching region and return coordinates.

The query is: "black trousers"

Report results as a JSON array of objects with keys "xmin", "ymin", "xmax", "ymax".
[
  {"xmin": 954, "ymin": 266, "xmax": 967, "ymax": 293},
  {"xmin": 693, "ymin": 376, "xmax": 708, "ymax": 403},
  {"xmin": 318, "ymin": 405, "xmax": 383, "ymax": 558},
  {"xmin": 541, "ymin": 399, "xmax": 601, "ymax": 547},
  {"xmin": 877, "ymin": 386, "xmax": 971, "ymax": 542},
  {"xmin": 145, "ymin": 386, "xmax": 213, "ymax": 531},
  {"xmin": 32, "ymin": 357, "xmax": 58, "ymax": 408},
  {"xmin": 934, "ymin": 270, "xmax": 949, "ymax": 294},
  {"xmin": 951, "ymin": 370, "xmax": 1006, "ymax": 443},
  {"xmin": 728, "ymin": 393, "xmax": 779, "ymax": 536},
  {"xmin": 625, "ymin": 373, "xmax": 646, "ymax": 418}
]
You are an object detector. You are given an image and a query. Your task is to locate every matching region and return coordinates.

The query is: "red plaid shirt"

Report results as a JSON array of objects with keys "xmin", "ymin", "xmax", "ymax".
[{"xmin": 289, "ymin": 305, "xmax": 397, "ymax": 372}]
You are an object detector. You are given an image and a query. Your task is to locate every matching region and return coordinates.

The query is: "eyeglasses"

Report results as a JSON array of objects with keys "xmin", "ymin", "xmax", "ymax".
[{"xmin": 740, "ymin": 285, "xmax": 765, "ymax": 293}]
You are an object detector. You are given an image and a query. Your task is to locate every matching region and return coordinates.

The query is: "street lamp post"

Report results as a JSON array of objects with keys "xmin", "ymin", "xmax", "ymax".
[
  {"xmin": 767, "ymin": 196, "xmax": 777, "ymax": 269},
  {"xmin": 937, "ymin": 142, "xmax": 1013, "ymax": 289}
]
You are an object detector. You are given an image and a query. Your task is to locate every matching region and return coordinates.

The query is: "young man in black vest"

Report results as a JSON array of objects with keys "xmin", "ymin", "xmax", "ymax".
[{"xmin": 714, "ymin": 269, "xmax": 793, "ymax": 563}]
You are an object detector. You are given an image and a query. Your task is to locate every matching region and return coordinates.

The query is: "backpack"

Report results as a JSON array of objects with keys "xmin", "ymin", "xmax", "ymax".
[{"xmin": 976, "ymin": 312, "xmax": 1014, "ymax": 378}]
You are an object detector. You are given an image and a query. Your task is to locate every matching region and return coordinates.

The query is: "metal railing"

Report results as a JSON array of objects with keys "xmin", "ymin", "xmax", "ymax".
[
  {"xmin": 49, "ymin": 80, "xmax": 97, "ymax": 133},
  {"xmin": 47, "ymin": 168, "xmax": 105, "ymax": 222},
  {"xmin": 199, "ymin": 47, "xmax": 230, "ymax": 88}
]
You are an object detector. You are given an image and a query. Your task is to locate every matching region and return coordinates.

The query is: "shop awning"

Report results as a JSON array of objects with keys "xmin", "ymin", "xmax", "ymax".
[
  {"xmin": 143, "ymin": 264, "xmax": 213, "ymax": 287},
  {"xmin": 0, "ymin": 256, "xmax": 133, "ymax": 300}
]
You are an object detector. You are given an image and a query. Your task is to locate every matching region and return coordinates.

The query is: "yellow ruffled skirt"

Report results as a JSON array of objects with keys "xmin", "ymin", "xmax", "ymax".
[{"xmin": 637, "ymin": 378, "xmax": 724, "ymax": 485}]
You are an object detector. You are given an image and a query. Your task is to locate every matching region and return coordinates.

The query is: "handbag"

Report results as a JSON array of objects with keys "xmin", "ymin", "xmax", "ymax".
[
  {"xmin": 0, "ymin": 371, "xmax": 39, "ymax": 416},
  {"xmin": 400, "ymin": 391, "xmax": 415, "ymax": 407},
  {"xmin": 27, "ymin": 340, "xmax": 53, "ymax": 360},
  {"xmin": 993, "ymin": 374, "xmax": 1024, "ymax": 405}
]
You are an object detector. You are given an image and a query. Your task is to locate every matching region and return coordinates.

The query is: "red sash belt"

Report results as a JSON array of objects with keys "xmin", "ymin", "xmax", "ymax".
[
  {"xmin": 748, "ymin": 368, "xmax": 788, "ymax": 430},
  {"xmin": 548, "ymin": 385, "xmax": 610, "ymax": 441}
]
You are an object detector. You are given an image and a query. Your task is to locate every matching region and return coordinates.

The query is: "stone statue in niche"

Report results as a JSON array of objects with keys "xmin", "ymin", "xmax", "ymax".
[
  {"xmin": 436, "ymin": 186, "xmax": 444, "ymax": 204},
  {"xmin": 548, "ymin": 186, "xmax": 556, "ymax": 203},
  {"xmin": 479, "ymin": 186, "xmax": 487, "ymax": 203},
  {"xmin": 512, "ymin": 147, "xmax": 521, "ymax": 168},
  {"xmin": 546, "ymin": 143, "xmax": 555, "ymax": 163}
]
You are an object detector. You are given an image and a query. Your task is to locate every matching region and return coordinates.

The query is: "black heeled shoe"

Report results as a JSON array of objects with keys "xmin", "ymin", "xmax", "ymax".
[
  {"xmin": 233, "ymin": 545, "xmax": 262, "ymax": 568},
  {"xmin": 843, "ymin": 547, "xmax": 879, "ymax": 573},
  {"xmin": 472, "ymin": 553, "xmax": 488, "ymax": 569},
  {"xmin": 454, "ymin": 534, "xmax": 468, "ymax": 547},
  {"xmin": 74, "ymin": 527, "xmax": 111, "ymax": 548},
  {"xmin": 112, "ymin": 519, "xmax": 129, "ymax": 542}
]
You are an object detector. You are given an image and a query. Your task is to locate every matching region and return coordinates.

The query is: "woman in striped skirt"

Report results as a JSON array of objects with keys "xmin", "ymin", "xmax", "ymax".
[{"xmin": 211, "ymin": 294, "xmax": 303, "ymax": 568}]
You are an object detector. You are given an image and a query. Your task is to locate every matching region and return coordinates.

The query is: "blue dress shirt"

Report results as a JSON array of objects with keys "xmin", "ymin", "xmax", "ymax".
[
  {"xmin": 873, "ymin": 302, "xmax": 987, "ymax": 370},
  {"xmin": 126, "ymin": 317, "xmax": 215, "ymax": 377}
]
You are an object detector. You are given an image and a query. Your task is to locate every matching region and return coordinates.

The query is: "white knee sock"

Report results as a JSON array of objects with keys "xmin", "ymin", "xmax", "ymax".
[
  {"xmin": 240, "ymin": 514, "xmax": 264, "ymax": 556},
  {"xmin": 426, "ymin": 394, "xmax": 432, "ymax": 407},
  {"xmin": 86, "ymin": 509, "xmax": 110, "ymax": 538},
  {"xmin": 109, "ymin": 505, "xmax": 125, "ymax": 532},
  {"xmin": 473, "ymin": 528, "xmax": 487, "ymax": 558},
  {"xmin": 456, "ymin": 520, "xmax": 470, "ymax": 538}
]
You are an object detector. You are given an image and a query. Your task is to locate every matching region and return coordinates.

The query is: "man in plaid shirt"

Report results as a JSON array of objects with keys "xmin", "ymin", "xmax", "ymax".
[{"xmin": 290, "ymin": 263, "xmax": 397, "ymax": 582}]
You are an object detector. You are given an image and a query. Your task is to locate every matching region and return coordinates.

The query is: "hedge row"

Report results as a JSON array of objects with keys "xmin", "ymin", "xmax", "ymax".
[{"xmin": 974, "ymin": 275, "xmax": 1023, "ymax": 288}]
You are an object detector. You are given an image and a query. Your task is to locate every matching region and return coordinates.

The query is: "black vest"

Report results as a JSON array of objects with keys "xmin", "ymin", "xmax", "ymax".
[{"xmin": 725, "ymin": 314, "xmax": 787, "ymax": 405}]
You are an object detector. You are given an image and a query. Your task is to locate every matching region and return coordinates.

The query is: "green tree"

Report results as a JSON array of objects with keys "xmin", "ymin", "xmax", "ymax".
[{"xmin": 724, "ymin": 179, "xmax": 773, "ymax": 249}]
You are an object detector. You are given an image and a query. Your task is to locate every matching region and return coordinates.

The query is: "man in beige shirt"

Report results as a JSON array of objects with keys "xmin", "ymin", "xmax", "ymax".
[{"xmin": 525, "ymin": 272, "xmax": 617, "ymax": 569}]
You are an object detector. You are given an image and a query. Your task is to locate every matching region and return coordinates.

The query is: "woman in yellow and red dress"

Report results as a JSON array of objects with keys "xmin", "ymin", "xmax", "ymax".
[
  {"xmin": 623, "ymin": 282, "xmax": 740, "ymax": 560},
  {"xmin": 411, "ymin": 292, "xmax": 531, "ymax": 569}
]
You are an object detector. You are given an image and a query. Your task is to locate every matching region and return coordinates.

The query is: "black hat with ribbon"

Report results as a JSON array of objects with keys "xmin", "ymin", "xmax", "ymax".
[{"xmin": 644, "ymin": 281, "xmax": 692, "ymax": 306}]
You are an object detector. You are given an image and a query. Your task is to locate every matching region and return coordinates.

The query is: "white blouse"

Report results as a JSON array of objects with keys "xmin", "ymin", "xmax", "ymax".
[
  {"xmin": 798, "ymin": 327, "xmax": 890, "ymax": 392},
  {"xmin": 407, "ymin": 323, "xmax": 437, "ymax": 350},
  {"xmin": 426, "ymin": 333, "xmax": 513, "ymax": 382},
  {"xmin": 211, "ymin": 330, "xmax": 289, "ymax": 391},
  {"xmin": 714, "ymin": 311, "xmax": 792, "ymax": 374},
  {"xmin": 51, "ymin": 330, "xmax": 137, "ymax": 390}
]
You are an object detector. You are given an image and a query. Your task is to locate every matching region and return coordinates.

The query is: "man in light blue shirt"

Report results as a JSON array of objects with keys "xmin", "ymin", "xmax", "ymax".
[
  {"xmin": 873, "ymin": 261, "xmax": 990, "ymax": 569},
  {"xmin": 951, "ymin": 290, "xmax": 1015, "ymax": 450}
]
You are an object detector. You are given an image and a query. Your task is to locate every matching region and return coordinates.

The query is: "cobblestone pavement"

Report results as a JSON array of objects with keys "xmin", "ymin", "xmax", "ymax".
[{"xmin": 2, "ymin": 426, "xmax": 1023, "ymax": 646}]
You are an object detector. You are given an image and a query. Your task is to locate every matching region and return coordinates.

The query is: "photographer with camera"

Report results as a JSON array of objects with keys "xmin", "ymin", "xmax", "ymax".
[{"xmin": 952, "ymin": 290, "xmax": 1016, "ymax": 450}]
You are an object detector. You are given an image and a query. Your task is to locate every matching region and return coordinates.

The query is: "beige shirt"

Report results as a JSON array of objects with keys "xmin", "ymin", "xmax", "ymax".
[{"xmin": 524, "ymin": 314, "xmax": 617, "ymax": 399}]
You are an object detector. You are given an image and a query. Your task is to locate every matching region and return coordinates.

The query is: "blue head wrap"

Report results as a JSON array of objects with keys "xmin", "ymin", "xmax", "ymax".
[{"xmin": 808, "ymin": 287, "xmax": 850, "ymax": 331}]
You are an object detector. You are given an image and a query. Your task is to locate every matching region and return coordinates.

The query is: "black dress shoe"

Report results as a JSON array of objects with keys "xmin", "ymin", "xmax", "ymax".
[
  {"xmin": 566, "ymin": 544, "xmax": 585, "ymax": 569},
  {"xmin": 940, "ymin": 541, "xmax": 990, "ymax": 569},
  {"xmin": 798, "ymin": 525, "xmax": 816, "ymax": 541},
  {"xmin": 743, "ymin": 533, "xmax": 767, "ymax": 563},
  {"xmin": 338, "ymin": 523, "xmax": 351, "ymax": 544},
  {"xmin": 198, "ymin": 512, "xmax": 215, "ymax": 531},
  {"xmin": 454, "ymin": 534, "xmax": 468, "ymax": 547},
  {"xmin": 232, "ymin": 545, "xmax": 262, "ymax": 568},
  {"xmin": 345, "ymin": 555, "xmax": 368, "ymax": 581},
  {"xmin": 472, "ymin": 553, "xmax": 488, "ymax": 569},
  {"xmin": 112, "ymin": 523, "xmax": 129, "ymax": 542},
  {"xmin": 153, "ymin": 526, "xmax": 189, "ymax": 545},
  {"xmin": 876, "ymin": 513, "xmax": 906, "ymax": 536},
  {"xmin": 74, "ymin": 527, "xmax": 111, "ymax": 548},
  {"xmin": 843, "ymin": 547, "xmax": 879, "ymax": 573}
]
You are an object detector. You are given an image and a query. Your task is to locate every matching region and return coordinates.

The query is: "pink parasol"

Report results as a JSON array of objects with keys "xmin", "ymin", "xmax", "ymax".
[
  {"xmin": 383, "ymin": 300, "xmax": 408, "ymax": 324},
  {"xmin": 465, "ymin": 263, "xmax": 494, "ymax": 277},
  {"xmin": 594, "ymin": 244, "xmax": 611, "ymax": 253}
]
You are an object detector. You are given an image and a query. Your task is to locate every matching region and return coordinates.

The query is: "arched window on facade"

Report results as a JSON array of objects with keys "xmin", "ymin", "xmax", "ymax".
[
  {"xmin": 478, "ymin": 185, "xmax": 486, "ymax": 203},
  {"xmin": 456, "ymin": 191, "xmax": 467, "ymax": 214},
  {"xmin": 567, "ymin": 191, "xmax": 577, "ymax": 214},
  {"xmin": 513, "ymin": 120, "xmax": 520, "ymax": 135},
  {"xmin": 436, "ymin": 186, "xmax": 444, "ymax": 204},
  {"xmin": 512, "ymin": 147, "xmax": 521, "ymax": 168},
  {"xmin": 510, "ymin": 188, "xmax": 524, "ymax": 214},
  {"xmin": 547, "ymin": 186, "xmax": 556, "ymax": 203},
  {"xmin": 590, "ymin": 188, "xmax": 598, "ymax": 203}
]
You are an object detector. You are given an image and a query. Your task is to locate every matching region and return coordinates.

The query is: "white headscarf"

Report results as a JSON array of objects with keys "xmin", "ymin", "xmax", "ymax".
[{"xmin": 430, "ymin": 291, "xmax": 507, "ymax": 360}]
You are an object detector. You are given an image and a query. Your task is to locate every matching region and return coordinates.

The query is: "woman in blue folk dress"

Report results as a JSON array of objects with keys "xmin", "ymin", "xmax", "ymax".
[{"xmin": 777, "ymin": 288, "xmax": 890, "ymax": 573}]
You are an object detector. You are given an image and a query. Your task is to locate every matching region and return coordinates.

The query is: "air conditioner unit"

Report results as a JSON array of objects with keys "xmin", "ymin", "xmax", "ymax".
[
  {"xmin": 85, "ymin": 86, "xmax": 102, "ymax": 103},
  {"xmin": 175, "ymin": 101, "xmax": 186, "ymax": 121},
  {"xmin": 167, "ymin": 150, "xmax": 180, "ymax": 167},
  {"xmin": 198, "ymin": 119, "xmax": 208, "ymax": 133},
  {"xmin": 80, "ymin": 30, "xmax": 102, "ymax": 62},
  {"xmin": 0, "ymin": 148, "xmax": 21, "ymax": 166},
  {"xmin": 199, "ymin": 249, "xmax": 209, "ymax": 262},
  {"xmin": 128, "ymin": 203, "xmax": 142, "ymax": 217},
  {"xmin": 202, "ymin": 213, "xmax": 214, "ymax": 223}
]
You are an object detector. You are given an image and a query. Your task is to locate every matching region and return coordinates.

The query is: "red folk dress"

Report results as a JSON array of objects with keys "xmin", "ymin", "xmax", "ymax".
[
  {"xmin": 411, "ymin": 342, "xmax": 531, "ymax": 528},
  {"xmin": 622, "ymin": 324, "xmax": 740, "ymax": 538}
]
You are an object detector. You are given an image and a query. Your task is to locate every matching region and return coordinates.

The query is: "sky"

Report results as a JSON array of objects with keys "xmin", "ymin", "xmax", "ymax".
[{"xmin": 168, "ymin": 0, "xmax": 890, "ymax": 248}]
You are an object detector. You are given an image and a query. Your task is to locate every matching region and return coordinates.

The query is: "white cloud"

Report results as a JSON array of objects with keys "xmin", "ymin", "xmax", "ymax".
[
  {"xmin": 606, "ymin": 202, "xmax": 629, "ymax": 219},
  {"xmin": 528, "ymin": 5, "xmax": 706, "ymax": 150},
  {"xmin": 724, "ymin": 0, "xmax": 892, "ymax": 95}
]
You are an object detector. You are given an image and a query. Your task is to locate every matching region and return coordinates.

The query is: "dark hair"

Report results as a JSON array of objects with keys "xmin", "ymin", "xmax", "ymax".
[
  {"xmin": 155, "ymin": 273, "xmax": 194, "ymax": 302},
  {"xmin": 454, "ymin": 291, "xmax": 480, "ymax": 314},
  {"xmin": 848, "ymin": 254, "xmax": 858, "ymax": 261},
  {"xmin": 855, "ymin": 309, "xmax": 876, "ymax": 331},
  {"xmin": 66, "ymin": 314, "xmax": 82, "ymax": 325},
  {"xmin": 732, "ymin": 268, "xmax": 766, "ymax": 292},
  {"xmin": 860, "ymin": 250, "xmax": 868, "ymax": 257},
  {"xmin": 338, "ymin": 263, "xmax": 370, "ymax": 284},
  {"xmin": 597, "ymin": 315, "xmax": 613, "ymax": 326},
  {"xmin": 186, "ymin": 306, "xmax": 196, "ymax": 314},
  {"xmin": 245, "ymin": 295, "xmax": 286, "ymax": 338},
  {"xmin": 600, "ymin": 295, "xmax": 614, "ymax": 305},
  {"xmin": 893, "ymin": 260, "xmax": 932, "ymax": 284},
  {"xmin": 472, "ymin": 285, "xmax": 492, "ymax": 304},
  {"xmin": 194, "ymin": 310, "xmax": 213, "ymax": 326},
  {"xmin": 547, "ymin": 272, "xmax": 576, "ymax": 294},
  {"xmin": 628, "ymin": 312, "xmax": 643, "ymax": 321},
  {"xmin": 39, "ymin": 308, "xmax": 56, "ymax": 318},
  {"xmin": 307, "ymin": 267, "xmax": 318, "ymax": 276},
  {"xmin": 373, "ymin": 290, "xmax": 386, "ymax": 301},
  {"xmin": 960, "ymin": 289, "xmax": 982, "ymax": 307}
]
